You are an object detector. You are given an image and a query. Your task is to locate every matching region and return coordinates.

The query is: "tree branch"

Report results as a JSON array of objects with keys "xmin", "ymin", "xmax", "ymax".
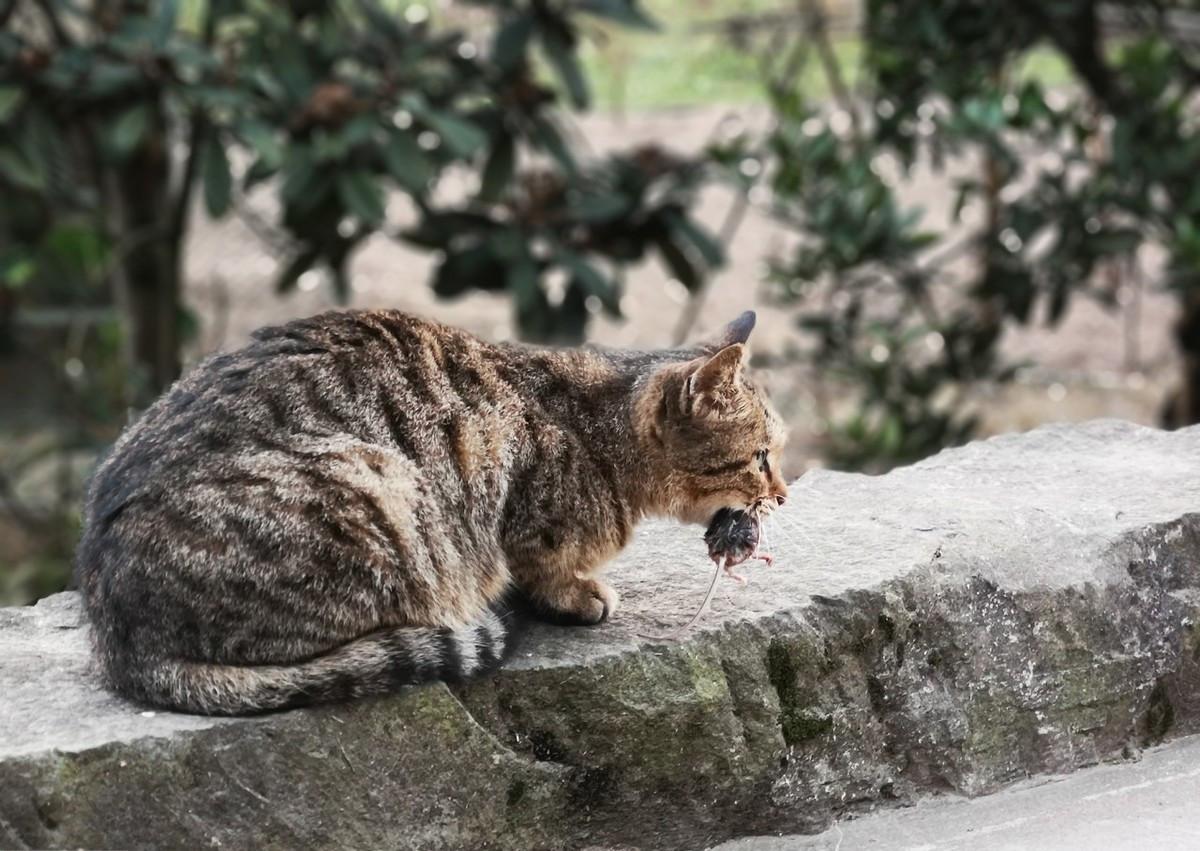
[
  {"xmin": 1012, "ymin": 0, "xmax": 1127, "ymax": 113},
  {"xmin": 0, "ymin": 0, "xmax": 18, "ymax": 30},
  {"xmin": 32, "ymin": 0, "xmax": 73, "ymax": 47},
  {"xmin": 167, "ymin": 9, "xmax": 218, "ymax": 263},
  {"xmin": 801, "ymin": 0, "xmax": 861, "ymax": 140},
  {"xmin": 670, "ymin": 189, "xmax": 751, "ymax": 346}
]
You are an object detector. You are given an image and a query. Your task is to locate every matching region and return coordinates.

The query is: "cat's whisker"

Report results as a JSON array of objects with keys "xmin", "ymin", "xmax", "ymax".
[
  {"xmin": 764, "ymin": 512, "xmax": 813, "ymax": 549},
  {"xmin": 764, "ymin": 524, "xmax": 805, "ymax": 551},
  {"xmin": 769, "ymin": 506, "xmax": 803, "ymax": 529},
  {"xmin": 776, "ymin": 518, "xmax": 813, "ymax": 546}
]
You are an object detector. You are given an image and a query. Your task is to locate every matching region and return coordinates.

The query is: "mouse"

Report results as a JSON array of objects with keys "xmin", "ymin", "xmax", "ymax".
[
  {"xmin": 704, "ymin": 507, "xmax": 773, "ymax": 582},
  {"xmin": 639, "ymin": 507, "xmax": 775, "ymax": 641}
]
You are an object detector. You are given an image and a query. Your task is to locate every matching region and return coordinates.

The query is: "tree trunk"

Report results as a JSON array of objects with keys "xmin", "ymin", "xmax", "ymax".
[
  {"xmin": 117, "ymin": 103, "xmax": 180, "ymax": 401},
  {"xmin": 1163, "ymin": 289, "xmax": 1200, "ymax": 428},
  {"xmin": 0, "ymin": 286, "xmax": 14, "ymax": 355}
]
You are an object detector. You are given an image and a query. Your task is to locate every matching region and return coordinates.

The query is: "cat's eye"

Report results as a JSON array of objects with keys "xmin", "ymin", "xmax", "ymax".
[{"xmin": 754, "ymin": 449, "xmax": 769, "ymax": 473}]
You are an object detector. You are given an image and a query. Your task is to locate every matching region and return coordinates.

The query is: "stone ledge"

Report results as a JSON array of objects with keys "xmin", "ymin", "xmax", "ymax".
[{"xmin": 2, "ymin": 420, "xmax": 1200, "ymax": 850}]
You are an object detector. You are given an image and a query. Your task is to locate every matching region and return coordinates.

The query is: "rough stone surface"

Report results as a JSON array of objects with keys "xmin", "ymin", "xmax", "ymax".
[
  {"xmin": 709, "ymin": 735, "xmax": 1200, "ymax": 850},
  {"xmin": 3, "ymin": 420, "xmax": 1200, "ymax": 850}
]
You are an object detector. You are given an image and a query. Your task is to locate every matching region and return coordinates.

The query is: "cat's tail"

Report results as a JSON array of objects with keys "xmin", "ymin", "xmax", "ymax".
[{"xmin": 121, "ymin": 602, "xmax": 522, "ymax": 716}]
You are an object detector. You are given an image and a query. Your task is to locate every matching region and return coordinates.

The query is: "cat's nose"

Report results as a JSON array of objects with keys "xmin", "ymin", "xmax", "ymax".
[{"xmin": 774, "ymin": 494, "xmax": 787, "ymax": 506}]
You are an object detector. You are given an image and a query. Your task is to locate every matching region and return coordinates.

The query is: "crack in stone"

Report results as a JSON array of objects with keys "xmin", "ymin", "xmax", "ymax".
[{"xmin": 442, "ymin": 683, "xmax": 571, "ymax": 775}]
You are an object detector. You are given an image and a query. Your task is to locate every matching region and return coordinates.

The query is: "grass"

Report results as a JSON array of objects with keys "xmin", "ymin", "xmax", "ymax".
[
  {"xmin": 572, "ymin": 0, "xmax": 1075, "ymax": 112},
  {"xmin": 579, "ymin": 0, "xmax": 847, "ymax": 112},
  {"xmin": 1013, "ymin": 48, "xmax": 1073, "ymax": 87},
  {"xmin": 581, "ymin": 27, "xmax": 865, "ymax": 112}
]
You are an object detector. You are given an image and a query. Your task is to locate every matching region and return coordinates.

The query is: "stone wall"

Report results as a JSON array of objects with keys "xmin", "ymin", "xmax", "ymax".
[{"xmin": 3, "ymin": 421, "xmax": 1199, "ymax": 850}]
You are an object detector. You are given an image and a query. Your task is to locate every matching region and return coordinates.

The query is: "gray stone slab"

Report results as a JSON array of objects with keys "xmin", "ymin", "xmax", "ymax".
[
  {"xmin": 3, "ymin": 420, "xmax": 1200, "ymax": 850},
  {"xmin": 710, "ymin": 734, "xmax": 1200, "ymax": 850}
]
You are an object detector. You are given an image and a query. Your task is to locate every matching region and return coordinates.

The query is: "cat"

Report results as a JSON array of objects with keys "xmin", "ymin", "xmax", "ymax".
[{"xmin": 75, "ymin": 308, "xmax": 789, "ymax": 715}]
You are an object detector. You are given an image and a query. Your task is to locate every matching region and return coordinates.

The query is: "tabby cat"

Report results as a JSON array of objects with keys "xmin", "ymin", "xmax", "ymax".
[{"xmin": 75, "ymin": 309, "xmax": 788, "ymax": 715}]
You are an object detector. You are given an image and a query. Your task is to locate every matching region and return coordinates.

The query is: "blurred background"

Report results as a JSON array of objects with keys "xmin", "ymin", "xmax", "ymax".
[{"xmin": 3, "ymin": 0, "xmax": 1198, "ymax": 604}]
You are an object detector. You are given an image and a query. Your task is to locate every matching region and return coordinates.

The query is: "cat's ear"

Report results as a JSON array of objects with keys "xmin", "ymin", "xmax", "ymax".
[
  {"xmin": 699, "ymin": 311, "xmax": 756, "ymax": 353},
  {"xmin": 685, "ymin": 343, "xmax": 747, "ymax": 416}
]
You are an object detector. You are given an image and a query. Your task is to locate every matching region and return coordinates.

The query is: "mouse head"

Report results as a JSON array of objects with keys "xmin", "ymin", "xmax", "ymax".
[{"xmin": 636, "ymin": 311, "xmax": 789, "ymax": 524}]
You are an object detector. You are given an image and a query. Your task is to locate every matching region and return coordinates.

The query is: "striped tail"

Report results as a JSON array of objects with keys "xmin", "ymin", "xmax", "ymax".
[{"xmin": 124, "ymin": 603, "xmax": 519, "ymax": 716}]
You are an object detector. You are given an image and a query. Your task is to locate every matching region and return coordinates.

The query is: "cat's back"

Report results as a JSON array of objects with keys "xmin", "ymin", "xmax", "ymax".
[{"xmin": 83, "ymin": 309, "xmax": 531, "ymax": 518}]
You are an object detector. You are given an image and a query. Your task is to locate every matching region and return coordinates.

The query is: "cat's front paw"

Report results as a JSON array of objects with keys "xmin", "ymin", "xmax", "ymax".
[
  {"xmin": 533, "ymin": 578, "xmax": 619, "ymax": 626},
  {"xmin": 587, "ymin": 580, "xmax": 619, "ymax": 623}
]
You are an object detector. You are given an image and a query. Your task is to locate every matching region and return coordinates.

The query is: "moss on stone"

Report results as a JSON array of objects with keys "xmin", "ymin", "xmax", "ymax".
[
  {"xmin": 766, "ymin": 640, "xmax": 798, "ymax": 705},
  {"xmin": 1144, "ymin": 679, "xmax": 1175, "ymax": 745},
  {"xmin": 766, "ymin": 639, "xmax": 833, "ymax": 746},
  {"xmin": 780, "ymin": 709, "xmax": 833, "ymax": 745}
]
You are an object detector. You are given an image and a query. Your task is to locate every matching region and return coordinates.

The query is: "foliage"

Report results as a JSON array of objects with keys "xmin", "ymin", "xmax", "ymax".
[
  {"xmin": 0, "ymin": 0, "xmax": 721, "ymax": 396},
  {"xmin": 716, "ymin": 0, "xmax": 1200, "ymax": 471},
  {"xmin": 0, "ymin": 0, "xmax": 722, "ymax": 603}
]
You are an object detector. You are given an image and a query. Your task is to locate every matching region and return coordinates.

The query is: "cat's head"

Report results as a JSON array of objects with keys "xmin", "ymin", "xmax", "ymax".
[{"xmin": 637, "ymin": 311, "xmax": 789, "ymax": 524}]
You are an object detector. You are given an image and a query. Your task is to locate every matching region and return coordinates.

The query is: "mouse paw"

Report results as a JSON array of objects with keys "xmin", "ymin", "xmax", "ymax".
[{"xmin": 723, "ymin": 565, "xmax": 749, "ymax": 585}]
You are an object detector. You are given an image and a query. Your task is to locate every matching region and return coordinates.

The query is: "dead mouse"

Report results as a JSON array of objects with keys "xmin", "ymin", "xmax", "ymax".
[
  {"xmin": 639, "ymin": 507, "xmax": 776, "ymax": 641},
  {"xmin": 704, "ymin": 507, "xmax": 773, "ymax": 583}
]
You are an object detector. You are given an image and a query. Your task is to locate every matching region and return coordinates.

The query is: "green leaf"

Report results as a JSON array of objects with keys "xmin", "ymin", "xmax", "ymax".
[
  {"xmin": 879, "ymin": 414, "xmax": 903, "ymax": 456},
  {"xmin": 571, "ymin": 191, "xmax": 629, "ymax": 222},
  {"xmin": 0, "ymin": 146, "xmax": 44, "ymax": 192},
  {"xmin": 200, "ymin": 136, "xmax": 232, "ymax": 217},
  {"xmin": 382, "ymin": 130, "xmax": 434, "ymax": 193},
  {"xmin": 423, "ymin": 111, "xmax": 487, "ymax": 159},
  {"xmin": 331, "ymin": 261, "xmax": 351, "ymax": 304},
  {"xmin": 153, "ymin": 0, "xmax": 179, "ymax": 48},
  {"xmin": 88, "ymin": 62, "xmax": 141, "ymax": 97},
  {"xmin": 355, "ymin": 0, "xmax": 403, "ymax": 39},
  {"xmin": 0, "ymin": 87, "xmax": 24, "ymax": 124},
  {"xmin": 492, "ymin": 14, "xmax": 535, "ymax": 71},
  {"xmin": 401, "ymin": 211, "xmax": 493, "ymax": 249},
  {"xmin": 44, "ymin": 223, "xmax": 110, "ymax": 280},
  {"xmin": 433, "ymin": 243, "xmax": 503, "ymax": 298},
  {"xmin": 664, "ymin": 210, "xmax": 724, "ymax": 267},
  {"xmin": 577, "ymin": 0, "xmax": 659, "ymax": 31},
  {"xmin": 530, "ymin": 116, "xmax": 577, "ymax": 175},
  {"xmin": 243, "ymin": 157, "xmax": 278, "ymax": 189},
  {"xmin": 337, "ymin": 170, "xmax": 385, "ymax": 226},
  {"xmin": 340, "ymin": 114, "xmax": 376, "ymax": 149},
  {"xmin": 541, "ymin": 30, "xmax": 589, "ymax": 110},
  {"xmin": 275, "ymin": 249, "xmax": 319, "ymax": 294},
  {"xmin": 282, "ymin": 146, "xmax": 319, "ymax": 204},
  {"xmin": 510, "ymin": 256, "xmax": 548, "ymax": 337},
  {"xmin": 560, "ymin": 250, "xmax": 620, "ymax": 316},
  {"xmin": 553, "ymin": 279, "xmax": 591, "ymax": 343},
  {"xmin": 238, "ymin": 119, "xmax": 282, "ymax": 170},
  {"xmin": 653, "ymin": 230, "xmax": 700, "ymax": 290},
  {"xmin": 109, "ymin": 106, "xmax": 149, "ymax": 157},
  {"xmin": 178, "ymin": 304, "xmax": 200, "ymax": 344},
  {"xmin": 0, "ymin": 252, "xmax": 36, "ymax": 287},
  {"xmin": 312, "ymin": 127, "xmax": 351, "ymax": 162},
  {"xmin": 509, "ymin": 255, "xmax": 540, "ymax": 307},
  {"xmin": 479, "ymin": 134, "xmax": 515, "ymax": 203}
]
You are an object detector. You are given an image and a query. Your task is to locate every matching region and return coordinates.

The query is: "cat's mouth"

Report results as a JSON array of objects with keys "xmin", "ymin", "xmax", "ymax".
[{"xmin": 709, "ymin": 496, "xmax": 775, "ymax": 526}]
